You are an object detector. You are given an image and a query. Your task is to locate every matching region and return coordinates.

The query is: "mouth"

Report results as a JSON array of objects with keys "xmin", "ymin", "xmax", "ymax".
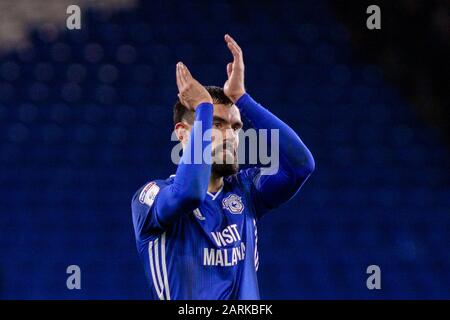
[
  {"xmin": 221, "ymin": 148, "xmax": 234, "ymax": 156},
  {"xmin": 213, "ymin": 145, "xmax": 236, "ymax": 164}
]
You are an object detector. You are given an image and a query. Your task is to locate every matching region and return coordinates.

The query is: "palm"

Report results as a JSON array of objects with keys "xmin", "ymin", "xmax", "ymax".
[{"xmin": 223, "ymin": 34, "xmax": 245, "ymax": 102}]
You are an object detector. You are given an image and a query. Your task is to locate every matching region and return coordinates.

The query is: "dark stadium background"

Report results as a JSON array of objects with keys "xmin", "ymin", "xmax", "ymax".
[{"xmin": 0, "ymin": 0, "xmax": 449, "ymax": 299}]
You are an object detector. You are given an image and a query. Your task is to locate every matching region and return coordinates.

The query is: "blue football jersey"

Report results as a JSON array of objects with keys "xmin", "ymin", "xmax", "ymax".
[{"xmin": 131, "ymin": 168, "xmax": 265, "ymax": 300}]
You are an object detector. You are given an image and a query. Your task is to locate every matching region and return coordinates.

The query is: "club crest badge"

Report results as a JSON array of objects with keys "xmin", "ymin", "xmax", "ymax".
[{"xmin": 222, "ymin": 194, "xmax": 244, "ymax": 214}]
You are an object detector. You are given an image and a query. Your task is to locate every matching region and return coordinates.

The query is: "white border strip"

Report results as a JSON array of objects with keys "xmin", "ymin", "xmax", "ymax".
[
  {"xmin": 161, "ymin": 232, "xmax": 171, "ymax": 300},
  {"xmin": 154, "ymin": 238, "xmax": 165, "ymax": 299},
  {"xmin": 207, "ymin": 185, "xmax": 224, "ymax": 200},
  {"xmin": 149, "ymin": 240, "xmax": 164, "ymax": 299}
]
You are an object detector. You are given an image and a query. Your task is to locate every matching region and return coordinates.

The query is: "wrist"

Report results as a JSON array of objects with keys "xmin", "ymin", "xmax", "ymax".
[
  {"xmin": 229, "ymin": 91, "xmax": 246, "ymax": 104},
  {"xmin": 194, "ymin": 101, "xmax": 213, "ymax": 110}
]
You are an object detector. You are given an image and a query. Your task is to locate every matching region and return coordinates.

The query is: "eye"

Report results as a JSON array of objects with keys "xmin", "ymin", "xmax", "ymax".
[{"xmin": 214, "ymin": 122, "xmax": 222, "ymax": 129}]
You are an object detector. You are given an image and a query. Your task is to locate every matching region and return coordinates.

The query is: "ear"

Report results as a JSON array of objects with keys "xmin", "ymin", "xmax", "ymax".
[{"xmin": 174, "ymin": 122, "xmax": 190, "ymax": 142}]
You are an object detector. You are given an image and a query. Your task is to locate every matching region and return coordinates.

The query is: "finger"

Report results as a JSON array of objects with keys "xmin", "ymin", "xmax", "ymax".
[
  {"xmin": 176, "ymin": 62, "xmax": 186, "ymax": 88},
  {"xmin": 228, "ymin": 42, "xmax": 244, "ymax": 68},
  {"xmin": 182, "ymin": 63, "xmax": 193, "ymax": 80},
  {"xmin": 227, "ymin": 41, "xmax": 240, "ymax": 59},
  {"xmin": 179, "ymin": 62, "xmax": 187, "ymax": 84},
  {"xmin": 178, "ymin": 94, "xmax": 189, "ymax": 109},
  {"xmin": 224, "ymin": 34, "xmax": 233, "ymax": 47},
  {"xmin": 233, "ymin": 43, "xmax": 244, "ymax": 63},
  {"xmin": 225, "ymin": 34, "xmax": 242, "ymax": 54},
  {"xmin": 226, "ymin": 62, "xmax": 233, "ymax": 78},
  {"xmin": 180, "ymin": 63, "xmax": 190, "ymax": 83},
  {"xmin": 176, "ymin": 63, "xmax": 183, "ymax": 89},
  {"xmin": 178, "ymin": 93, "xmax": 185, "ymax": 105}
]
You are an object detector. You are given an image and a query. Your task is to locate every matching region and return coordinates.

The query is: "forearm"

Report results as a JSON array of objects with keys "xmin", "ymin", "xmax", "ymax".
[
  {"xmin": 235, "ymin": 93, "xmax": 315, "ymax": 177},
  {"xmin": 236, "ymin": 93, "xmax": 314, "ymax": 209},
  {"xmin": 156, "ymin": 102, "xmax": 213, "ymax": 225}
]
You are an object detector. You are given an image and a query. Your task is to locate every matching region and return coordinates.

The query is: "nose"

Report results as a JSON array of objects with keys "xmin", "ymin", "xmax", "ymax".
[
  {"xmin": 224, "ymin": 128, "xmax": 238, "ymax": 146},
  {"xmin": 225, "ymin": 128, "xmax": 237, "ymax": 140}
]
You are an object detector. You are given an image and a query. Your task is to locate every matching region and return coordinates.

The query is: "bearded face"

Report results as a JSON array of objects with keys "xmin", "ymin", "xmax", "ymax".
[
  {"xmin": 209, "ymin": 104, "xmax": 242, "ymax": 177},
  {"xmin": 176, "ymin": 103, "xmax": 243, "ymax": 177},
  {"xmin": 211, "ymin": 140, "xmax": 239, "ymax": 177}
]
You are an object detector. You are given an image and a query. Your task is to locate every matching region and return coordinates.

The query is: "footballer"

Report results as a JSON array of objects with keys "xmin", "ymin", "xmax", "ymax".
[{"xmin": 131, "ymin": 34, "xmax": 315, "ymax": 300}]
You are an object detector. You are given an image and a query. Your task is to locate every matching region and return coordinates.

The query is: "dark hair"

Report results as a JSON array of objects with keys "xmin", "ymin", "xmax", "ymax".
[{"xmin": 173, "ymin": 86, "xmax": 233, "ymax": 125}]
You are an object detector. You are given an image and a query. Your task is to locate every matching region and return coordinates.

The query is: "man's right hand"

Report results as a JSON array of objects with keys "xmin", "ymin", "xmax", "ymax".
[{"xmin": 176, "ymin": 62, "xmax": 213, "ymax": 110}]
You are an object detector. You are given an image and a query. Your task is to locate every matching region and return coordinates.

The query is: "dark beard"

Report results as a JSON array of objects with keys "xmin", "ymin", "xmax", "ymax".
[
  {"xmin": 212, "ymin": 162, "xmax": 239, "ymax": 177},
  {"xmin": 211, "ymin": 142, "xmax": 239, "ymax": 177}
]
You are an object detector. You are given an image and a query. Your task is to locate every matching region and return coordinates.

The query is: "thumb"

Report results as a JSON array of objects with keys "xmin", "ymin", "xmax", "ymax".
[
  {"xmin": 226, "ymin": 62, "xmax": 233, "ymax": 78},
  {"xmin": 178, "ymin": 93, "xmax": 185, "ymax": 105}
]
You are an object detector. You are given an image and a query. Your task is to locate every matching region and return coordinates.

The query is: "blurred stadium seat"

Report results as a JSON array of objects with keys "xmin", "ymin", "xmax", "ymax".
[{"xmin": 0, "ymin": 0, "xmax": 448, "ymax": 299}]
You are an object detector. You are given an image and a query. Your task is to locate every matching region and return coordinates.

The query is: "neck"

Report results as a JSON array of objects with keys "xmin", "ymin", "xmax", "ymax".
[{"xmin": 208, "ymin": 172, "xmax": 223, "ymax": 193}]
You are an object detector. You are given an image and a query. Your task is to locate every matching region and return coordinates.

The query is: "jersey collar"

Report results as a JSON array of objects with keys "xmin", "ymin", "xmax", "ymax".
[{"xmin": 207, "ymin": 184, "xmax": 224, "ymax": 200}]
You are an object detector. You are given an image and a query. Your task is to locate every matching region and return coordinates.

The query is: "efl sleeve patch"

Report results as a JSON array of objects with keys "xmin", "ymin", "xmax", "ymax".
[{"xmin": 138, "ymin": 182, "xmax": 160, "ymax": 207}]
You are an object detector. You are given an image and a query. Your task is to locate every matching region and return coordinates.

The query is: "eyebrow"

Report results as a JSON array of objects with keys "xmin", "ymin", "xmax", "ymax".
[{"xmin": 213, "ymin": 116, "xmax": 243, "ymax": 128}]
